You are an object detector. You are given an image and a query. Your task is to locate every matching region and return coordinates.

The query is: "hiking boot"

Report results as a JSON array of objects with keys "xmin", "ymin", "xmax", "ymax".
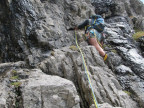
[{"xmin": 103, "ymin": 54, "xmax": 108, "ymax": 61}]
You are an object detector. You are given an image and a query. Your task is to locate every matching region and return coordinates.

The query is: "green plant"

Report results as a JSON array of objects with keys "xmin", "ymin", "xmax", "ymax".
[
  {"xmin": 69, "ymin": 45, "xmax": 78, "ymax": 51},
  {"xmin": 133, "ymin": 31, "xmax": 144, "ymax": 40},
  {"xmin": 12, "ymin": 70, "xmax": 17, "ymax": 76},
  {"xmin": 111, "ymin": 49, "xmax": 117, "ymax": 53},
  {"xmin": 11, "ymin": 82, "xmax": 22, "ymax": 87},
  {"xmin": 10, "ymin": 76, "xmax": 19, "ymax": 80},
  {"xmin": 124, "ymin": 90, "xmax": 131, "ymax": 96}
]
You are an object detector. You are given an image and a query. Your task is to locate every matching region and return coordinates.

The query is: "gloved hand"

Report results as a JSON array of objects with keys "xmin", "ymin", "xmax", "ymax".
[
  {"xmin": 67, "ymin": 28, "xmax": 75, "ymax": 31},
  {"xmin": 67, "ymin": 27, "xmax": 78, "ymax": 31}
]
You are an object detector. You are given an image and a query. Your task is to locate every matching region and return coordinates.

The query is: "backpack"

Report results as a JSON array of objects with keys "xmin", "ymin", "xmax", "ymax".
[{"xmin": 88, "ymin": 15, "xmax": 105, "ymax": 33}]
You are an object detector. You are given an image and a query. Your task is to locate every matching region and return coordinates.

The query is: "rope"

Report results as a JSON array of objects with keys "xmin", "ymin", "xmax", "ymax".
[{"xmin": 74, "ymin": 30, "xmax": 99, "ymax": 108}]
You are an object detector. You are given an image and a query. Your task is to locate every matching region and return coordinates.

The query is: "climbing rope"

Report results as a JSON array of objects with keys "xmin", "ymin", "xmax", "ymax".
[{"xmin": 74, "ymin": 30, "xmax": 99, "ymax": 108}]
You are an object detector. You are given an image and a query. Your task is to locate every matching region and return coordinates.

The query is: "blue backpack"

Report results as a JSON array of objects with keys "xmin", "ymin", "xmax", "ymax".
[{"xmin": 89, "ymin": 15, "xmax": 105, "ymax": 33}]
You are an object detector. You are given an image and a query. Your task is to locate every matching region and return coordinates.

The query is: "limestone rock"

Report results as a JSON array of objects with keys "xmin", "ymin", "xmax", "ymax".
[
  {"xmin": 0, "ymin": 67, "xmax": 80, "ymax": 108},
  {"xmin": 0, "ymin": 0, "xmax": 144, "ymax": 108},
  {"xmin": 104, "ymin": 16, "xmax": 144, "ymax": 107},
  {"xmin": 22, "ymin": 69, "xmax": 80, "ymax": 108},
  {"xmin": 38, "ymin": 46, "xmax": 137, "ymax": 108},
  {"xmin": 115, "ymin": 65, "xmax": 133, "ymax": 75}
]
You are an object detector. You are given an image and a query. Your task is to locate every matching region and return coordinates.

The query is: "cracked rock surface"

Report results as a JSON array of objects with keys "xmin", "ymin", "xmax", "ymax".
[{"xmin": 0, "ymin": 0, "xmax": 144, "ymax": 108}]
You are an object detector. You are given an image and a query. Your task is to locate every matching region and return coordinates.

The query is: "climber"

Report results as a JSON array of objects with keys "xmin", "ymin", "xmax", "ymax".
[{"xmin": 74, "ymin": 14, "xmax": 107, "ymax": 61}]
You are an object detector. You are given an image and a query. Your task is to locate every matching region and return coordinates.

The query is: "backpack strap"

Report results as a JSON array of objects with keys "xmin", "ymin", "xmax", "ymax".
[
  {"xmin": 93, "ymin": 19, "xmax": 97, "ymax": 25},
  {"xmin": 91, "ymin": 18, "xmax": 104, "ymax": 32}
]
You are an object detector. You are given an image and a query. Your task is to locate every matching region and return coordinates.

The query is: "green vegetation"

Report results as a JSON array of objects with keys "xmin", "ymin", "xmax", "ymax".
[
  {"xmin": 124, "ymin": 90, "xmax": 131, "ymax": 96},
  {"xmin": 133, "ymin": 29, "xmax": 144, "ymax": 40},
  {"xmin": 69, "ymin": 45, "xmax": 78, "ymax": 51},
  {"xmin": 103, "ymin": 44, "xmax": 112, "ymax": 49},
  {"xmin": 11, "ymin": 82, "xmax": 22, "ymax": 88},
  {"xmin": 111, "ymin": 49, "xmax": 117, "ymax": 53},
  {"xmin": 10, "ymin": 76, "xmax": 19, "ymax": 80},
  {"xmin": 12, "ymin": 70, "xmax": 17, "ymax": 76}
]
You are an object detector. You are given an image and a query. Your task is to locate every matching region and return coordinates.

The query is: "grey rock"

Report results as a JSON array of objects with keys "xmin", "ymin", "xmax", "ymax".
[
  {"xmin": 105, "ymin": 52, "xmax": 122, "ymax": 70},
  {"xmin": 130, "ymin": 80, "xmax": 144, "ymax": 107},
  {"xmin": 0, "ymin": 68, "xmax": 80, "ymax": 108},
  {"xmin": 22, "ymin": 69, "xmax": 80, "ymax": 108},
  {"xmin": 103, "ymin": 14, "xmax": 144, "ymax": 108},
  {"xmin": 118, "ymin": 47, "xmax": 144, "ymax": 79},
  {"xmin": 0, "ymin": 61, "xmax": 26, "ymax": 76},
  {"xmin": 0, "ymin": 0, "xmax": 95, "ymax": 63},
  {"xmin": 115, "ymin": 65, "xmax": 133, "ymax": 75},
  {"xmin": 0, "ymin": 0, "xmax": 144, "ymax": 107},
  {"xmin": 38, "ymin": 46, "xmax": 137, "ymax": 108},
  {"xmin": 90, "ymin": 103, "xmax": 122, "ymax": 108},
  {"xmin": 138, "ymin": 36, "xmax": 144, "ymax": 52}
]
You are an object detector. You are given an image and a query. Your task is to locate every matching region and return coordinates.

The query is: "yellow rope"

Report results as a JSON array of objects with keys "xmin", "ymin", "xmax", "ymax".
[{"xmin": 75, "ymin": 30, "xmax": 99, "ymax": 108}]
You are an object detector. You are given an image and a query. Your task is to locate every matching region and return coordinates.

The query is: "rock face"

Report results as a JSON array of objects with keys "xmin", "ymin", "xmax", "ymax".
[
  {"xmin": 104, "ymin": 16, "xmax": 144, "ymax": 107},
  {"xmin": 0, "ymin": 0, "xmax": 144, "ymax": 108},
  {"xmin": 22, "ymin": 69, "xmax": 80, "ymax": 108},
  {"xmin": 0, "ymin": 0, "xmax": 94, "ymax": 64},
  {"xmin": 0, "ymin": 47, "xmax": 137, "ymax": 108},
  {"xmin": 38, "ymin": 46, "xmax": 138, "ymax": 108},
  {"xmin": 0, "ymin": 67, "xmax": 80, "ymax": 108},
  {"xmin": 91, "ymin": 0, "xmax": 144, "ymax": 30},
  {"xmin": 138, "ymin": 36, "xmax": 144, "ymax": 54}
]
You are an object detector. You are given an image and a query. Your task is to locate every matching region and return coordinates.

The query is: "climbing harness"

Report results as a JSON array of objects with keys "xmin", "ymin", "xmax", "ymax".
[{"xmin": 75, "ymin": 30, "xmax": 99, "ymax": 108}]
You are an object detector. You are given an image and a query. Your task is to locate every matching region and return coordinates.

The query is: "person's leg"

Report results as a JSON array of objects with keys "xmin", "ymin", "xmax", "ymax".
[{"xmin": 88, "ymin": 37, "xmax": 105, "ymax": 57}]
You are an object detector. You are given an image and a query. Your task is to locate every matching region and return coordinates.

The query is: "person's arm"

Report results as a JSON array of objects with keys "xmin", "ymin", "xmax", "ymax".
[
  {"xmin": 67, "ymin": 19, "xmax": 89, "ymax": 31},
  {"xmin": 77, "ymin": 19, "xmax": 89, "ymax": 29}
]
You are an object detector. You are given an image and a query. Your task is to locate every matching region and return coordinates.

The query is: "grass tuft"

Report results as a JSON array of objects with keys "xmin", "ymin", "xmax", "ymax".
[
  {"xmin": 10, "ymin": 76, "xmax": 19, "ymax": 80},
  {"xmin": 111, "ymin": 49, "xmax": 117, "ymax": 53},
  {"xmin": 12, "ymin": 70, "xmax": 17, "ymax": 76},
  {"xmin": 69, "ymin": 45, "xmax": 78, "ymax": 51},
  {"xmin": 11, "ymin": 82, "xmax": 22, "ymax": 87},
  {"xmin": 124, "ymin": 90, "xmax": 131, "ymax": 96},
  {"xmin": 133, "ymin": 31, "xmax": 144, "ymax": 40}
]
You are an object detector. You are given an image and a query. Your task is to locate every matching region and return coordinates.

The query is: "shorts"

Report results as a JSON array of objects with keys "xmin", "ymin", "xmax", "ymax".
[{"xmin": 86, "ymin": 29, "xmax": 103, "ymax": 42}]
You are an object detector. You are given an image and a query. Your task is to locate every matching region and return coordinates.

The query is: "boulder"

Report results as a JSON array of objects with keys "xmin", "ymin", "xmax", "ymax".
[{"xmin": 22, "ymin": 69, "xmax": 80, "ymax": 108}]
